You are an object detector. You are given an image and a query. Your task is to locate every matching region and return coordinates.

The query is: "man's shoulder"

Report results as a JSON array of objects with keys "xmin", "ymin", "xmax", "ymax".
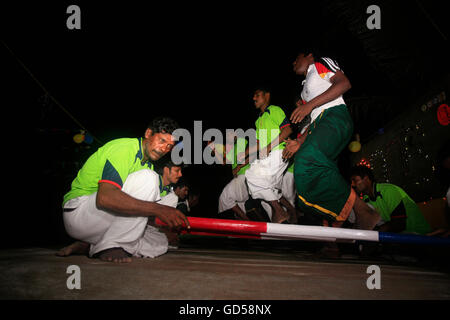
[
  {"xmin": 268, "ymin": 105, "xmax": 282, "ymax": 111},
  {"xmin": 377, "ymin": 183, "xmax": 404, "ymax": 193},
  {"xmin": 99, "ymin": 137, "xmax": 140, "ymax": 153},
  {"xmin": 103, "ymin": 137, "xmax": 139, "ymax": 147},
  {"xmin": 267, "ymin": 105, "xmax": 287, "ymax": 117}
]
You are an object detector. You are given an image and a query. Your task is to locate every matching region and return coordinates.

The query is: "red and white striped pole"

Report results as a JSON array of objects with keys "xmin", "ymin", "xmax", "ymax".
[
  {"xmin": 156, "ymin": 216, "xmax": 450, "ymax": 245},
  {"xmin": 156, "ymin": 216, "xmax": 378, "ymax": 242}
]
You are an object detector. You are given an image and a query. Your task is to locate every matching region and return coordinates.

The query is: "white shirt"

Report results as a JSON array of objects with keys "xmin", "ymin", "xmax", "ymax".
[
  {"xmin": 159, "ymin": 191, "xmax": 179, "ymax": 208},
  {"xmin": 301, "ymin": 57, "xmax": 346, "ymax": 122}
]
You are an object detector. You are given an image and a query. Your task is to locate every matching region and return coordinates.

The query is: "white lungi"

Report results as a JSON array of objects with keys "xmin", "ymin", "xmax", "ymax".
[
  {"xmin": 218, "ymin": 174, "xmax": 249, "ymax": 213},
  {"xmin": 245, "ymin": 149, "xmax": 288, "ymax": 202},
  {"xmin": 63, "ymin": 169, "xmax": 168, "ymax": 258},
  {"xmin": 282, "ymin": 171, "xmax": 296, "ymax": 207}
]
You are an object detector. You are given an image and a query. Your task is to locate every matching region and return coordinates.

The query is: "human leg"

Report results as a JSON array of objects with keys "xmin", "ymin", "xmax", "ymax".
[
  {"xmin": 245, "ymin": 149, "xmax": 289, "ymax": 223},
  {"xmin": 294, "ymin": 106, "xmax": 355, "ymax": 223},
  {"xmin": 279, "ymin": 196, "xmax": 298, "ymax": 224},
  {"xmin": 56, "ymin": 241, "xmax": 89, "ymax": 257},
  {"xmin": 352, "ymin": 196, "xmax": 381, "ymax": 230},
  {"xmin": 62, "ymin": 169, "xmax": 166, "ymax": 262},
  {"xmin": 218, "ymin": 175, "xmax": 249, "ymax": 214},
  {"xmin": 282, "ymin": 171, "xmax": 296, "ymax": 207}
]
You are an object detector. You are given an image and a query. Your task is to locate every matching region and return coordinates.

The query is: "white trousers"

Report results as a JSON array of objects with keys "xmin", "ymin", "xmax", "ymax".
[
  {"xmin": 218, "ymin": 174, "xmax": 249, "ymax": 213},
  {"xmin": 245, "ymin": 149, "xmax": 288, "ymax": 202},
  {"xmin": 63, "ymin": 169, "xmax": 168, "ymax": 258}
]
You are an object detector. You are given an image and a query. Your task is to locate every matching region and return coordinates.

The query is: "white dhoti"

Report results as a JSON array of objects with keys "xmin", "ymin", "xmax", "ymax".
[
  {"xmin": 282, "ymin": 171, "xmax": 296, "ymax": 207},
  {"xmin": 245, "ymin": 149, "xmax": 288, "ymax": 202},
  {"xmin": 62, "ymin": 169, "xmax": 168, "ymax": 258},
  {"xmin": 218, "ymin": 174, "xmax": 249, "ymax": 213}
]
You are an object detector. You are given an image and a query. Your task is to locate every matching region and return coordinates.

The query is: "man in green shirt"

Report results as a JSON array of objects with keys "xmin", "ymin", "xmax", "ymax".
[
  {"xmin": 153, "ymin": 157, "xmax": 185, "ymax": 248},
  {"xmin": 155, "ymin": 156, "xmax": 184, "ymax": 206},
  {"xmin": 58, "ymin": 117, "xmax": 190, "ymax": 263},
  {"xmin": 216, "ymin": 133, "xmax": 252, "ymax": 221},
  {"xmin": 244, "ymin": 87, "xmax": 296, "ymax": 223},
  {"xmin": 350, "ymin": 165, "xmax": 431, "ymax": 234}
]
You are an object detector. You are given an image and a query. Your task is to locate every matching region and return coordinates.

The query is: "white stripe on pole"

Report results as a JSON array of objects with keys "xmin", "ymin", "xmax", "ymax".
[
  {"xmin": 261, "ymin": 233, "xmax": 338, "ymax": 242},
  {"xmin": 266, "ymin": 223, "xmax": 379, "ymax": 242}
]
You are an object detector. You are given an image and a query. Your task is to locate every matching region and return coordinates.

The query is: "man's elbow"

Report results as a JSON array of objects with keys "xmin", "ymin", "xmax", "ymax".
[
  {"xmin": 96, "ymin": 184, "xmax": 115, "ymax": 211},
  {"xmin": 96, "ymin": 192, "xmax": 108, "ymax": 210},
  {"xmin": 345, "ymin": 80, "xmax": 352, "ymax": 92}
]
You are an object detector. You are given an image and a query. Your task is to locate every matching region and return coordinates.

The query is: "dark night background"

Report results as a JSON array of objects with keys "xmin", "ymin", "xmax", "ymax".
[{"xmin": 1, "ymin": 1, "xmax": 449, "ymax": 248}]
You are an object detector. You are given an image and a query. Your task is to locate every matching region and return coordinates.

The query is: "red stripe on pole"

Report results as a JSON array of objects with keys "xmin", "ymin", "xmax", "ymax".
[{"xmin": 156, "ymin": 216, "xmax": 267, "ymax": 234}]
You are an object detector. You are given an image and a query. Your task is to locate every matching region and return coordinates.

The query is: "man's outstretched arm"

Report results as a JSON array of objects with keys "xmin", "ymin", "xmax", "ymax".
[{"xmin": 96, "ymin": 182, "xmax": 190, "ymax": 229}]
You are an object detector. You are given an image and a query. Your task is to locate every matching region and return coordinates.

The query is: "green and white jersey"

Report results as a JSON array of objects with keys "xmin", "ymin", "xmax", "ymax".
[
  {"xmin": 63, "ymin": 137, "xmax": 154, "ymax": 206},
  {"xmin": 255, "ymin": 105, "xmax": 290, "ymax": 152},
  {"xmin": 363, "ymin": 183, "xmax": 431, "ymax": 234}
]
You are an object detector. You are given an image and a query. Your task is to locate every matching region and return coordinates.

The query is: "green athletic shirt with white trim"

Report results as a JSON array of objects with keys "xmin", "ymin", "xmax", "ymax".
[
  {"xmin": 363, "ymin": 183, "xmax": 431, "ymax": 235},
  {"xmin": 63, "ymin": 137, "xmax": 154, "ymax": 206},
  {"xmin": 255, "ymin": 105, "xmax": 290, "ymax": 152}
]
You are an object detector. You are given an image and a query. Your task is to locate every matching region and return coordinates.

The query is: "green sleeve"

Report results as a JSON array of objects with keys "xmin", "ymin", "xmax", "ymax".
[{"xmin": 99, "ymin": 144, "xmax": 134, "ymax": 189}]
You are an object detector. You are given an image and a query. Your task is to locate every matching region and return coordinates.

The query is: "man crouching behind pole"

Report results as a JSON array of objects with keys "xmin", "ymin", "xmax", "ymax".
[{"xmin": 57, "ymin": 117, "xmax": 190, "ymax": 263}]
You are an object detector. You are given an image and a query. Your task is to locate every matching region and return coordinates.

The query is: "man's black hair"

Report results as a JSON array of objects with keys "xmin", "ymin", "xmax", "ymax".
[
  {"xmin": 295, "ymin": 46, "xmax": 322, "ymax": 59},
  {"xmin": 154, "ymin": 154, "xmax": 183, "ymax": 176},
  {"xmin": 173, "ymin": 177, "xmax": 189, "ymax": 190},
  {"xmin": 350, "ymin": 165, "xmax": 375, "ymax": 182},
  {"xmin": 253, "ymin": 85, "xmax": 271, "ymax": 94},
  {"xmin": 147, "ymin": 116, "xmax": 179, "ymax": 135}
]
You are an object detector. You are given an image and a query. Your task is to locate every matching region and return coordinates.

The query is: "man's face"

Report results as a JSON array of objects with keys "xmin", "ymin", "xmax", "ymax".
[
  {"xmin": 165, "ymin": 166, "xmax": 182, "ymax": 184},
  {"xmin": 175, "ymin": 186, "xmax": 189, "ymax": 200},
  {"xmin": 143, "ymin": 129, "xmax": 176, "ymax": 161},
  {"xmin": 253, "ymin": 90, "xmax": 269, "ymax": 110},
  {"xmin": 292, "ymin": 53, "xmax": 312, "ymax": 75},
  {"xmin": 351, "ymin": 175, "xmax": 371, "ymax": 195}
]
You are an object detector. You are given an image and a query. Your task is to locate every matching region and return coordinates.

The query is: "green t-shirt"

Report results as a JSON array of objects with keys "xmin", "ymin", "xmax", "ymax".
[
  {"xmin": 225, "ymin": 137, "xmax": 250, "ymax": 176},
  {"xmin": 255, "ymin": 105, "xmax": 290, "ymax": 152},
  {"xmin": 63, "ymin": 137, "xmax": 154, "ymax": 206},
  {"xmin": 159, "ymin": 175, "xmax": 171, "ymax": 197},
  {"xmin": 363, "ymin": 183, "xmax": 431, "ymax": 234}
]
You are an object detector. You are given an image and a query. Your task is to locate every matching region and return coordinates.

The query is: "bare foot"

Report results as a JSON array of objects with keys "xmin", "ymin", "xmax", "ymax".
[
  {"xmin": 270, "ymin": 200, "xmax": 290, "ymax": 223},
  {"xmin": 95, "ymin": 248, "xmax": 132, "ymax": 263},
  {"xmin": 279, "ymin": 197, "xmax": 297, "ymax": 224},
  {"xmin": 56, "ymin": 241, "xmax": 89, "ymax": 257},
  {"xmin": 271, "ymin": 208, "xmax": 290, "ymax": 223}
]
